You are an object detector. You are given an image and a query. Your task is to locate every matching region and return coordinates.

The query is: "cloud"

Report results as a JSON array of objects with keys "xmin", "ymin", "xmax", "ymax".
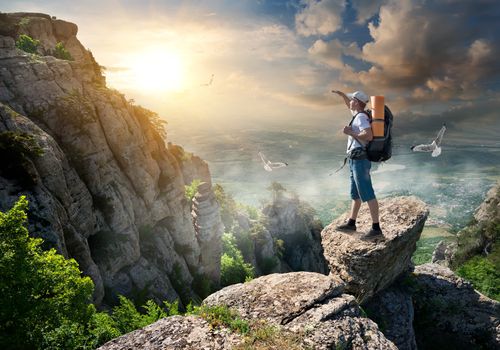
[
  {"xmin": 295, "ymin": 0, "xmax": 346, "ymax": 36},
  {"xmin": 358, "ymin": 0, "xmax": 500, "ymax": 100},
  {"xmin": 308, "ymin": 39, "xmax": 361, "ymax": 69},
  {"xmin": 351, "ymin": 0, "xmax": 384, "ymax": 23}
]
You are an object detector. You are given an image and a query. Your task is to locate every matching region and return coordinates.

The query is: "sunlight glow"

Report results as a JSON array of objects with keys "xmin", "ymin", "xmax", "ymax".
[{"xmin": 129, "ymin": 49, "xmax": 185, "ymax": 92}]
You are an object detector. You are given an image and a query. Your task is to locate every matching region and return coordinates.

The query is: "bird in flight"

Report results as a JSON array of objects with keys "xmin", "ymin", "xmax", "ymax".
[
  {"xmin": 411, "ymin": 123, "xmax": 446, "ymax": 157},
  {"xmin": 201, "ymin": 74, "xmax": 214, "ymax": 86},
  {"xmin": 259, "ymin": 151, "xmax": 288, "ymax": 172}
]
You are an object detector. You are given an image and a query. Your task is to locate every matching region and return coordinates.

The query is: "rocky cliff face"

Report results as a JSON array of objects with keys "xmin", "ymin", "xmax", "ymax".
[
  {"xmin": 261, "ymin": 194, "xmax": 329, "ymax": 275},
  {"xmin": 0, "ymin": 12, "xmax": 222, "ymax": 306}
]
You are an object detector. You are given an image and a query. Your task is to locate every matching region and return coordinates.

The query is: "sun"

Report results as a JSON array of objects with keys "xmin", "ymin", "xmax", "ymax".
[{"xmin": 130, "ymin": 49, "xmax": 185, "ymax": 92}]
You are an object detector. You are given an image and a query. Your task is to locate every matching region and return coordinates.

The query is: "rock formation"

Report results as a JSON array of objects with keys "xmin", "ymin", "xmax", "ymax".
[
  {"xmin": 97, "ymin": 315, "xmax": 242, "ymax": 350},
  {"xmin": 411, "ymin": 263, "xmax": 499, "ymax": 349},
  {"xmin": 262, "ymin": 194, "xmax": 329, "ymax": 275},
  {"xmin": 99, "ymin": 272, "xmax": 398, "ymax": 350},
  {"xmin": 0, "ymin": 12, "xmax": 223, "ymax": 306},
  {"xmin": 322, "ymin": 196, "xmax": 429, "ymax": 303}
]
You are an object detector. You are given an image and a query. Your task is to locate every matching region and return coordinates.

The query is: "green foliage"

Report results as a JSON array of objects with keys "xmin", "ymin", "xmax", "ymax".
[
  {"xmin": 15, "ymin": 33, "xmax": 39, "ymax": 54},
  {"xmin": 192, "ymin": 304, "xmax": 249, "ymax": 334},
  {"xmin": 110, "ymin": 295, "xmax": 180, "ymax": 335},
  {"xmin": 185, "ymin": 179, "xmax": 201, "ymax": 201},
  {"xmin": 169, "ymin": 263, "xmax": 192, "ymax": 306},
  {"xmin": 53, "ymin": 42, "xmax": 73, "ymax": 60},
  {"xmin": 456, "ymin": 253, "xmax": 500, "ymax": 301},
  {"xmin": 258, "ymin": 256, "xmax": 279, "ymax": 274},
  {"xmin": 234, "ymin": 230, "xmax": 254, "ymax": 261},
  {"xmin": 412, "ymin": 236, "xmax": 451, "ymax": 265},
  {"xmin": 192, "ymin": 273, "xmax": 213, "ymax": 300},
  {"xmin": 221, "ymin": 233, "xmax": 254, "ymax": 286},
  {"xmin": 233, "ymin": 320, "xmax": 307, "ymax": 350},
  {"xmin": 275, "ymin": 239, "xmax": 285, "ymax": 259},
  {"xmin": 0, "ymin": 130, "xmax": 43, "ymax": 187},
  {"xmin": 0, "ymin": 196, "xmax": 95, "ymax": 349},
  {"xmin": 214, "ymin": 183, "xmax": 238, "ymax": 230},
  {"xmin": 86, "ymin": 312, "xmax": 121, "ymax": 348}
]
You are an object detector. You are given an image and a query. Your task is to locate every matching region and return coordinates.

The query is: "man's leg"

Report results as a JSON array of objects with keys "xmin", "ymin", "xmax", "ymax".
[
  {"xmin": 336, "ymin": 160, "xmax": 360, "ymax": 231},
  {"xmin": 350, "ymin": 199, "xmax": 362, "ymax": 220},
  {"xmin": 367, "ymin": 198, "xmax": 379, "ymax": 223}
]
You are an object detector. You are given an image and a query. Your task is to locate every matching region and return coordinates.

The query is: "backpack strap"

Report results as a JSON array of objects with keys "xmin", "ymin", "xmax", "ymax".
[{"xmin": 332, "ymin": 112, "xmax": 367, "ymax": 174}]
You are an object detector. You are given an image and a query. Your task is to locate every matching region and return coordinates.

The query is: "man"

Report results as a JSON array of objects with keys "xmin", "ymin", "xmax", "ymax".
[{"xmin": 331, "ymin": 90, "xmax": 382, "ymax": 238}]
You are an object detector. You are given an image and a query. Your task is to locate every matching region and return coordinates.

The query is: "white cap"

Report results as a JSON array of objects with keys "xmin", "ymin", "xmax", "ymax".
[{"xmin": 347, "ymin": 91, "xmax": 369, "ymax": 104}]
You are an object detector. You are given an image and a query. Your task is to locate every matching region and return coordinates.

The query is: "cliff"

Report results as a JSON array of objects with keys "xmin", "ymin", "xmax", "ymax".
[{"xmin": 0, "ymin": 12, "xmax": 223, "ymax": 306}]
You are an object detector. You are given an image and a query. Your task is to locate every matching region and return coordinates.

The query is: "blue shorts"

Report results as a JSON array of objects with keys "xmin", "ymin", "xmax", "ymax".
[{"xmin": 349, "ymin": 158, "xmax": 376, "ymax": 202}]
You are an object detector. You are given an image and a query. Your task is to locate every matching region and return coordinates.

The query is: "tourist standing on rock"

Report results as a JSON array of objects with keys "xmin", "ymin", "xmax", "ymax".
[{"xmin": 331, "ymin": 90, "xmax": 382, "ymax": 238}]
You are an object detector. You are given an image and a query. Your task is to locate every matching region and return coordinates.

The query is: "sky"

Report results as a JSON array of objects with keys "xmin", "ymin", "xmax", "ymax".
[{"xmin": 2, "ymin": 0, "xmax": 500, "ymax": 141}]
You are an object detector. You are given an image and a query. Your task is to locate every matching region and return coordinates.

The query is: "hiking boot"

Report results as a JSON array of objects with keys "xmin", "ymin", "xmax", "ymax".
[
  {"xmin": 336, "ymin": 223, "xmax": 357, "ymax": 232},
  {"xmin": 362, "ymin": 228, "xmax": 383, "ymax": 239}
]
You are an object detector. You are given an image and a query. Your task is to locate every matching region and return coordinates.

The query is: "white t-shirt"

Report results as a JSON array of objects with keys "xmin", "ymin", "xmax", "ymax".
[{"xmin": 346, "ymin": 112, "xmax": 371, "ymax": 153}]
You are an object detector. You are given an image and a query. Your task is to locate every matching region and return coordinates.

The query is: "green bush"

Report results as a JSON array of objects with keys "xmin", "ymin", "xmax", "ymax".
[
  {"xmin": 221, "ymin": 233, "xmax": 254, "ymax": 286},
  {"xmin": 192, "ymin": 304, "xmax": 249, "ymax": 334},
  {"xmin": 15, "ymin": 33, "xmax": 40, "ymax": 54},
  {"xmin": 53, "ymin": 42, "xmax": 73, "ymax": 60},
  {"xmin": 0, "ymin": 196, "xmax": 95, "ymax": 349},
  {"xmin": 185, "ymin": 179, "xmax": 201, "ymax": 201},
  {"xmin": 213, "ymin": 183, "xmax": 238, "ymax": 230},
  {"xmin": 456, "ymin": 254, "xmax": 500, "ymax": 301}
]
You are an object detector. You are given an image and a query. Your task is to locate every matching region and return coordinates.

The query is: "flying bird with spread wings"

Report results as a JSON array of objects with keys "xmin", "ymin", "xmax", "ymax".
[
  {"xmin": 258, "ymin": 151, "xmax": 288, "ymax": 172},
  {"xmin": 411, "ymin": 123, "xmax": 446, "ymax": 157}
]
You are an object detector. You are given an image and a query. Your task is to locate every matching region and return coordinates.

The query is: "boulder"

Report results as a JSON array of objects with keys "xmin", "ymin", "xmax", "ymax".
[
  {"xmin": 97, "ymin": 315, "xmax": 241, "ymax": 350},
  {"xmin": 204, "ymin": 272, "xmax": 397, "ymax": 349},
  {"xmin": 412, "ymin": 263, "xmax": 500, "ymax": 349},
  {"xmin": 322, "ymin": 196, "xmax": 429, "ymax": 304}
]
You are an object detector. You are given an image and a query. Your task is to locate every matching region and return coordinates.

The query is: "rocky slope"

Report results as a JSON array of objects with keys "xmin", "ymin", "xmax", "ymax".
[{"xmin": 0, "ymin": 12, "xmax": 223, "ymax": 306}]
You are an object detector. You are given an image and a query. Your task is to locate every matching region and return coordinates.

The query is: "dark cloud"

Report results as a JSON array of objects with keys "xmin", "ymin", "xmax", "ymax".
[
  {"xmin": 392, "ymin": 97, "xmax": 500, "ymax": 140},
  {"xmin": 304, "ymin": 0, "xmax": 500, "ymax": 105}
]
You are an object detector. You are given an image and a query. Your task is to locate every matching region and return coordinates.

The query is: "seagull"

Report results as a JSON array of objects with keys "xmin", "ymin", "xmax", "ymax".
[
  {"xmin": 411, "ymin": 123, "xmax": 446, "ymax": 157},
  {"xmin": 201, "ymin": 74, "xmax": 214, "ymax": 87},
  {"xmin": 258, "ymin": 151, "xmax": 288, "ymax": 172}
]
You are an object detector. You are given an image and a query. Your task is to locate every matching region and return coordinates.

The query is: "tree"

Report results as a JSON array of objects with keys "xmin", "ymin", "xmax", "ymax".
[
  {"xmin": 267, "ymin": 181, "xmax": 287, "ymax": 202},
  {"xmin": 0, "ymin": 196, "xmax": 95, "ymax": 349}
]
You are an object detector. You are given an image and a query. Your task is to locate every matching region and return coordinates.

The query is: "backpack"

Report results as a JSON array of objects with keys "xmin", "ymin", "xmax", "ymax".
[{"xmin": 364, "ymin": 105, "xmax": 394, "ymax": 162}]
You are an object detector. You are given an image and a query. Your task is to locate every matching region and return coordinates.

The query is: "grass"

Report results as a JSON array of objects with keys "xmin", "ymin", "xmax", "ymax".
[
  {"xmin": 456, "ymin": 240, "xmax": 500, "ymax": 301},
  {"xmin": 412, "ymin": 226, "xmax": 455, "ymax": 265}
]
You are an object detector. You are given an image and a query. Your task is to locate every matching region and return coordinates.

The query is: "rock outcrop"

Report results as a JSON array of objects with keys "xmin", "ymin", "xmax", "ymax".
[
  {"xmin": 192, "ymin": 181, "xmax": 224, "ymax": 283},
  {"xmin": 0, "ymin": 13, "xmax": 223, "ymax": 306},
  {"xmin": 97, "ymin": 315, "xmax": 242, "ymax": 350},
  {"xmin": 322, "ymin": 196, "xmax": 429, "ymax": 303},
  {"xmin": 262, "ymin": 195, "xmax": 329, "ymax": 275},
  {"xmin": 411, "ymin": 263, "xmax": 500, "ymax": 349},
  {"xmin": 100, "ymin": 272, "xmax": 397, "ymax": 349}
]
